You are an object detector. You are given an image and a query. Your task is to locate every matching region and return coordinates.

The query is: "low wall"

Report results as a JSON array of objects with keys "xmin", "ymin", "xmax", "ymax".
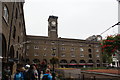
[{"xmin": 81, "ymin": 71, "xmax": 120, "ymax": 80}]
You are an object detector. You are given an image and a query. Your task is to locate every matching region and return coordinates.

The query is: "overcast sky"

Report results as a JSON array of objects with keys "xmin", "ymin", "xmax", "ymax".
[{"xmin": 24, "ymin": 0, "xmax": 118, "ymax": 39}]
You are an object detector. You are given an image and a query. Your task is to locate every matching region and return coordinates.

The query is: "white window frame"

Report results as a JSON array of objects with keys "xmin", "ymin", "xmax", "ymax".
[
  {"xmin": 61, "ymin": 47, "xmax": 65, "ymax": 50},
  {"xmin": 26, "ymin": 53, "xmax": 29, "ymax": 56},
  {"xmin": 44, "ymin": 47, "xmax": 47, "ymax": 50},
  {"xmin": 80, "ymin": 48, "xmax": 84, "ymax": 51},
  {"xmin": 71, "ymin": 48, "xmax": 75, "ymax": 51},
  {"xmin": 51, "ymin": 42, "xmax": 55, "ymax": 45},
  {"xmin": 34, "ymin": 46, "xmax": 39, "ymax": 49},
  {"xmin": 96, "ymin": 54, "xmax": 100, "ymax": 57},
  {"xmin": 27, "ymin": 46, "xmax": 30, "ymax": 49},
  {"xmin": 71, "ymin": 53, "xmax": 75, "ymax": 57},
  {"xmin": 80, "ymin": 54, "xmax": 84, "ymax": 57},
  {"xmin": 43, "ymin": 53, "xmax": 46, "ymax": 56},
  {"xmin": 96, "ymin": 49, "xmax": 99, "ymax": 52},
  {"xmin": 34, "ymin": 53, "xmax": 39, "ymax": 56},
  {"xmin": 61, "ymin": 53, "xmax": 65, "ymax": 57}
]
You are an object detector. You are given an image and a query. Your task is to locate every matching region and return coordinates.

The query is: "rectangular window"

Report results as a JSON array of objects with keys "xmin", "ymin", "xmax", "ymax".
[
  {"xmin": 51, "ymin": 42, "xmax": 55, "ymax": 45},
  {"xmin": 27, "ymin": 46, "xmax": 29, "ymax": 49},
  {"xmin": 43, "ymin": 53, "xmax": 46, "ymax": 56},
  {"xmin": 80, "ymin": 45, "xmax": 83, "ymax": 46},
  {"xmin": 61, "ymin": 53, "xmax": 65, "ymax": 57},
  {"xmin": 26, "ymin": 53, "xmax": 29, "ymax": 56},
  {"xmin": 61, "ymin": 47, "xmax": 65, "ymax": 50},
  {"xmin": 61, "ymin": 42, "xmax": 64, "ymax": 45},
  {"xmin": 34, "ymin": 46, "xmax": 39, "ymax": 49},
  {"xmin": 80, "ymin": 48, "xmax": 84, "ymax": 51},
  {"xmin": 96, "ymin": 54, "xmax": 99, "ymax": 57},
  {"xmin": 96, "ymin": 49, "xmax": 99, "ymax": 52},
  {"xmin": 71, "ymin": 53, "xmax": 75, "ymax": 57},
  {"xmin": 80, "ymin": 54, "xmax": 84, "ymax": 57},
  {"xmin": 34, "ymin": 53, "xmax": 39, "ymax": 56},
  {"xmin": 44, "ymin": 48, "xmax": 47, "ymax": 50},
  {"xmin": 71, "ymin": 48, "xmax": 75, "ymax": 51}
]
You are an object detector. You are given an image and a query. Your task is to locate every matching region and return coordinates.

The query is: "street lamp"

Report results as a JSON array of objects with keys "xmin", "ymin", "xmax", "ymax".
[{"xmin": 52, "ymin": 48, "xmax": 56, "ymax": 80}]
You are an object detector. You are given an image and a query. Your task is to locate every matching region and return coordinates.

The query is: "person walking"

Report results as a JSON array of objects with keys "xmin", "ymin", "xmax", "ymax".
[
  {"xmin": 30, "ymin": 65, "xmax": 39, "ymax": 80},
  {"xmin": 19, "ymin": 67, "xmax": 26, "ymax": 80},
  {"xmin": 24, "ymin": 64, "xmax": 30, "ymax": 80},
  {"xmin": 14, "ymin": 69, "xmax": 22, "ymax": 80},
  {"xmin": 42, "ymin": 69, "xmax": 52, "ymax": 80},
  {"xmin": 40, "ymin": 71, "xmax": 43, "ymax": 80}
]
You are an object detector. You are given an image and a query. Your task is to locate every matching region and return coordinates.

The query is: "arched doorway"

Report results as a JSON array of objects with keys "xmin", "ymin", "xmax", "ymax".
[
  {"xmin": 60, "ymin": 59, "xmax": 67, "ymax": 63},
  {"xmin": 87, "ymin": 60, "xmax": 94, "ymax": 67},
  {"xmin": 60, "ymin": 59, "xmax": 68, "ymax": 68},
  {"xmin": 69, "ymin": 60, "xmax": 77, "ymax": 68},
  {"xmin": 96, "ymin": 60, "xmax": 100, "ymax": 67},
  {"xmin": 0, "ymin": 34, "xmax": 7, "ymax": 61},
  {"xmin": 79, "ymin": 60, "xmax": 86, "ymax": 68},
  {"xmin": 33, "ymin": 59, "xmax": 40, "ymax": 64},
  {"xmin": 9, "ymin": 45, "xmax": 14, "ymax": 59}
]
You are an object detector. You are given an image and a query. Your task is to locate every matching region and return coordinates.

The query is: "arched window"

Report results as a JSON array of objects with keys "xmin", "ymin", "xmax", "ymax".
[
  {"xmin": 15, "ymin": 8, "xmax": 18, "ymax": 19},
  {"xmin": 89, "ymin": 54, "xmax": 92, "ymax": 58},
  {"xmin": 33, "ymin": 59, "xmax": 40, "ymax": 63},
  {"xmin": 96, "ymin": 60, "xmax": 100, "ymax": 63},
  {"xmin": 80, "ymin": 48, "xmax": 84, "ymax": 51},
  {"xmin": 60, "ymin": 59, "xmax": 67, "ymax": 63},
  {"xmin": 13, "ymin": 26, "xmax": 16, "ymax": 39},
  {"xmin": 88, "ymin": 49, "xmax": 92, "ymax": 53},
  {"xmin": 80, "ymin": 60, "xmax": 86, "ymax": 63},
  {"xmin": 88, "ymin": 60, "xmax": 93, "ymax": 63},
  {"xmin": 3, "ymin": 5, "xmax": 9, "ymax": 22},
  {"xmin": 80, "ymin": 54, "xmax": 84, "ymax": 57},
  {"xmin": 70, "ymin": 60, "xmax": 77, "ymax": 63}
]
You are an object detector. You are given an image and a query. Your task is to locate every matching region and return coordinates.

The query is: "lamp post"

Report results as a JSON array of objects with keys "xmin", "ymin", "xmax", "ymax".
[{"xmin": 52, "ymin": 48, "xmax": 56, "ymax": 80}]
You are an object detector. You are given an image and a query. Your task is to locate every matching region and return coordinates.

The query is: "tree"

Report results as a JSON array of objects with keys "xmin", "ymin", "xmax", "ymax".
[
  {"xmin": 101, "ymin": 34, "xmax": 120, "ymax": 64},
  {"xmin": 50, "ymin": 57, "xmax": 59, "ymax": 65}
]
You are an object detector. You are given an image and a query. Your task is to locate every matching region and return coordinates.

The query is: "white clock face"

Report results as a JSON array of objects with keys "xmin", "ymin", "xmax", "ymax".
[
  {"xmin": 51, "ymin": 21, "xmax": 56, "ymax": 26},
  {"xmin": 97, "ymin": 37, "xmax": 101, "ymax": 41}
]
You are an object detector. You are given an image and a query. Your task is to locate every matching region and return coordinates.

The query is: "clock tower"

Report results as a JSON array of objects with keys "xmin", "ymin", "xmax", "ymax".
[{"xmin": 48, "ymin": 15, "xmax": 58, "ymax": 38}]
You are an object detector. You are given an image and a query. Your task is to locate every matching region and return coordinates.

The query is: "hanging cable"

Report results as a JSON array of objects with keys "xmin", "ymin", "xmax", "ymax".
[{"xmin": 100, "ymin": 22, "xmax": 120, "ymax": 35}]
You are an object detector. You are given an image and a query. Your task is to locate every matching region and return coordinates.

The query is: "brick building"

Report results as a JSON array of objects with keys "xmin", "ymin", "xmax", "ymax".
[
  {"xmin": 26, "ymin": 16, "xmax": 102, "ymax": 68},
  {"xmin": 1, "ymin": 1, "xmax": 26, "ymax": 74}
]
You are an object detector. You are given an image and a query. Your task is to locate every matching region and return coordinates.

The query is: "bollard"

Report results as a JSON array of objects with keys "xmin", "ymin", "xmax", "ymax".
[
  {"xmin": 69, "ymin": 73, "xmax": 71, "ymax": 78},
  {"xmin": 93, "ymin": 76, "xmax": 96, "ymax": 80},
  {"xmin": 82, "ymin": 74, "xmax": 84, "ymax": 80},
  {"xmin": 78, "ymin": 74, "xmax": 81, "ymax": 80}
]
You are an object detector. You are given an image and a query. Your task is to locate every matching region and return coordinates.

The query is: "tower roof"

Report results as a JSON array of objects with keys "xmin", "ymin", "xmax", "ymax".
[{"xmin": 48, "ymin": 15, "xmax": 58, "ymax": 21}]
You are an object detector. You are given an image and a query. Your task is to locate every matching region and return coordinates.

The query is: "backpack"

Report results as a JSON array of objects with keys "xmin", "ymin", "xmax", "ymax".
[{"xmin": 42, "ymin": 75, "xmax": 49, "ymax": 80}]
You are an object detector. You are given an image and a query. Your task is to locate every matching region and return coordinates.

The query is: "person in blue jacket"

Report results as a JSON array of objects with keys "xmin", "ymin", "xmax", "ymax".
[
  {"xmin": 42, "ymin": 69, "xmax": 52, "ymax": 80},
  {"xmin": 14, "ymin": 69, "xmax": 22, "ymax": 80}
]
